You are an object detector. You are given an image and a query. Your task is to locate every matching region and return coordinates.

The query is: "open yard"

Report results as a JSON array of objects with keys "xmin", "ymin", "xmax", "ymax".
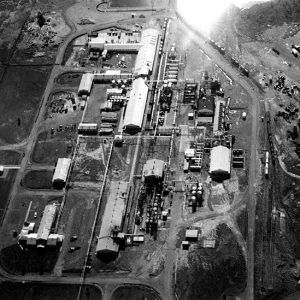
[
  {"xmin": 31, "ymin": 130, "xmax": 76, "ymax": 165},
  {"xmin": 57, "ymin": 189, "xmax": 99, "ymax": 273},
  {"xmin": 70, "ymin": 138, "xmax": 111, "ymax": 187},
  {"xmin": 0, "ymin": 66, "xmax": 51, "ymax": 145}
]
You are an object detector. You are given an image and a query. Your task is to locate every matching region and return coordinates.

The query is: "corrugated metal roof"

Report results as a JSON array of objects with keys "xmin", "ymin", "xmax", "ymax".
[
  {"xmin": 78, "ymin": 73, "xmax": 94, "ymax": 94},
  {"xmin": 209, "ymin": 145, "xmax": 231, "ymax": 174},
  {"xmin": 37, "ymin": 204, "xmax": 57, "ymax": 242},
  {"xmin": 123, "ymin": 78, "xmax": 148, "ymax": 131},
  {"xmin": 52, "ymin": 158, "xmax": 71, "ymax": 183},
  {"xmin": 134, "ymin": 28, "xmax": 159, "ymax": 76},
  {"xmin": 96, "ymin": 181, "xmax": 128, "ymax": 255}
]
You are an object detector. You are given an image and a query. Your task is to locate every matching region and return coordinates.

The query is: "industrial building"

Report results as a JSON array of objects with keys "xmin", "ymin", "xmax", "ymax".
[
  {"xmin": 78, "ymin": 123, "xmax": 98, "ymax": 135},
  {"xmin": 88, "ymin": 27, "xmax": 159, "ymax": 78},
  {"xmin": 96, "ymin": 181, "xmax": 128, "ymax": 261},
  {"xmin": 197, "ymin": 96, "xmax": 215, "ymax": 124},
  {"xmin": 88, "ymin": 28, "xmax": 141, "ymax": 51},
  {"xmin": 209, "ymin": 145, "xmax": 231, "ymax": 181},
  {"xmin": 123, "ymin": 77, "xmax": 149, "ymax": 132},
  {"xmin": 18, "ymin": 203, "xmax": 64, "ymax": 248},
  {"xmin": 142, "ymin": 159, "xmax": 165, "ymax": 183},
  {"xmin": 134, "ymin": 28, "xmax": 160, "ymax": 77},
  {"xmin": 78, "ymin": 73, "xmax": 94, "ymax": 96},
  {"xmin": 213, "ymin": 97, "xmax": 226, "ymax": 135},
  {"xmin": 52, "ymin": 158, "xmax": 72, "ymax": 189}
]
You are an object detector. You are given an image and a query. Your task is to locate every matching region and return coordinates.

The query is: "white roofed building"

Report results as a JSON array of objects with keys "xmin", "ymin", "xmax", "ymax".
[
  {"xmin": 78, "ymin": 73, "xmax": 94, "ymax": 96},
  {"xmin": 123, "ymin": 77, "xmax": 149, "ymax": 132},
  {"xmin": 134, "ymin": 28, "xmax": 159, "ymax": 77},
  {"xmin": 52, "ymin": 158, "xmax": 71, "ymax": 189},
  {"xmin": 37, "ymin": 204, "xmax": 57, "ymax": 248},
  {"xmin": 96, "ymin": 181, "xmax": 128, "ymax": 261},
  {"xmin": 209, "ymin": 146, "xmax": 231, "ymax": 181}
]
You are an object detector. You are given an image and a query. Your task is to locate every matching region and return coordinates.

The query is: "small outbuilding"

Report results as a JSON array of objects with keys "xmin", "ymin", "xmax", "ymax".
[{"xmin": 185, "ymin": 229, "xmax": 199, "ymax": 242}]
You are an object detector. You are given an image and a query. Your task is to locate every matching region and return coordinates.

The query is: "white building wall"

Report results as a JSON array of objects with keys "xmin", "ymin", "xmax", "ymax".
[{"xmin": 123, "ymin": 78, "xmax": 148, "ymax": 131}]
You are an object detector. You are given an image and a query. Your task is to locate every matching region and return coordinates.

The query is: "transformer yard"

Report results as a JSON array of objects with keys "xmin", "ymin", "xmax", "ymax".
[{"xmin": 0, "ymin": 1, "xmax": 300, "ymax": 300}]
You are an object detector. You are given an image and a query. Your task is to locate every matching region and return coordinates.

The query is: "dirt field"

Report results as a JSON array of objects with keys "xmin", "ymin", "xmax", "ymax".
[
  {"xmin": 176, "ymin": 223, "xmax": 246, "ymax": 300},
  {"xmin": 71, "ymin": 138, "xmax": 111, "ymax": 187},
  {"xmin": 56, "ymin": 189, "xmax": 99, "ymax": 273},
  {"xmin": 0, "ymin": 282, "xmax": 102, "ymax": 300},
  {"xmin": 0, "ymin": 66, "xmax": 51, "ymax": 145},
  {"xmin": 22, "ymin": 170, "xmax": 53, "ymax": 189}
]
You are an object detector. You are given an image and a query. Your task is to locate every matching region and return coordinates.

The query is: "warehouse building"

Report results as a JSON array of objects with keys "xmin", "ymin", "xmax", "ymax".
[
  {"xmin": 78, "ymin": 123, "xmax": 98, "ymax": 135},
  {"xmin": 52, "ymin": 158, "xmax": 72, "ymax": 189},
  {"xmin": 134, "ymin": 28, "xmax": 160, "ymax": 77},
  {"xmin": 123, "ymin": 77, "xmax": 149, "ymax": 132},
  {"xmin": 88, "ymin": 28, "xmax": 141, "ymax": 51},
  {"xmin": 88, "ymin": 27, "xmax": 159, "ymax": 78},
  {"xmin": 37, "ymin": 204, "xmax": 58, "ymax": 248},
  {"xmin": 197, "ymin": 96, "xmax": 215, "ymax": 124},
  {"xmin": 209, "ymin": 145, "xmax": 231, "ymax": 181},
  {"xmin": 96, "ymin": 181, "xmax": 128, "ymax": 261},
  {"xmin": 142, "ymin": 159, "xmax": 165, "ymax": 184},
  {"xmin": 78, "ymin": 73, "xmax": 94, "ymax": 96},
  {"xmin": 18, "ymin": 203, "xmax": 64, "ymax": 248}
]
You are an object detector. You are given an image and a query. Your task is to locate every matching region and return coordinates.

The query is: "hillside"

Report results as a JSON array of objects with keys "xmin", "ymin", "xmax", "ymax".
[{"xmin": 237, "ymin": 0, "xmax": 300, "ymax": 39}]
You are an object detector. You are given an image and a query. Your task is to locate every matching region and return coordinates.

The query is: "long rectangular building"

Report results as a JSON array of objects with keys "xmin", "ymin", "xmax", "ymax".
[
  {"xmin": 78, "ymin": 73, "xmax": 94, "ymax": 96},
  {"xmin": 134, "ymin": 28, "xmax": 160, "ymax": 77},
  {"xmin": 96, "ymin": 181, "xmax": 128, "ymax": 261},
  {"xmin": 52, "ymin": 158, "xmax": 71, "ymax": 188},
  {"xmin": 123, "ymin": 77, "xmax": 149, "ymax": 132},
  {"xmin": 37, "ymin": 203, "xmax": 57, "ymax": 247}
]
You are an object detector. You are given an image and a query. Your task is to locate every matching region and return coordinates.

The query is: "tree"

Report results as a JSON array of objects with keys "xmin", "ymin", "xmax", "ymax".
[{"xmin": 37, "ymin": 12, "xmax": 46, "ymax": 27}]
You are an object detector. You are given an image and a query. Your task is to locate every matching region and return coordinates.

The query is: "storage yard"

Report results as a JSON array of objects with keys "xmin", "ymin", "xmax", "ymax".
[{"xmin": 0, "ymin": 0, "xmax": 299, "ymax": 300}]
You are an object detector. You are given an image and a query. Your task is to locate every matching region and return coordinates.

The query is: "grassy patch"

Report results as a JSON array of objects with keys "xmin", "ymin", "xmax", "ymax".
[
  {"xmin": 112, "ymin": 286, "xmax": 161, "ymax": 300},
  {"xmin": 0, "ymin": 150, "xmax": 21, "ymax": 165},
  {"xmin": 237, "ymin": 0, "xmax": 300, "ymax": 39},
  {"xmin": 22, "ymin": 170, "xmax": 53, "ymax": 189},
  {"xmin": 54, "ymin": 71, "xmax": 83, "ymax": 86},
  {"xmin": 0, "ymin": 66, "xmax": 51, "ymax": 145}
]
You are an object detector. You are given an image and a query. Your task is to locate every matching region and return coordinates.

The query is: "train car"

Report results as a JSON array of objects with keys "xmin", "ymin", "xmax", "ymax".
[
  {"xmin": 265, "ymin": 151, "xmax": 269, "ymax": 178},
  {"xmin": 240, "ymin": 66, "xmax": 249, "ymax": 77},
  {"xmin": 231, "ymin": 57, "xmax": 239, "ymax": 68}
]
